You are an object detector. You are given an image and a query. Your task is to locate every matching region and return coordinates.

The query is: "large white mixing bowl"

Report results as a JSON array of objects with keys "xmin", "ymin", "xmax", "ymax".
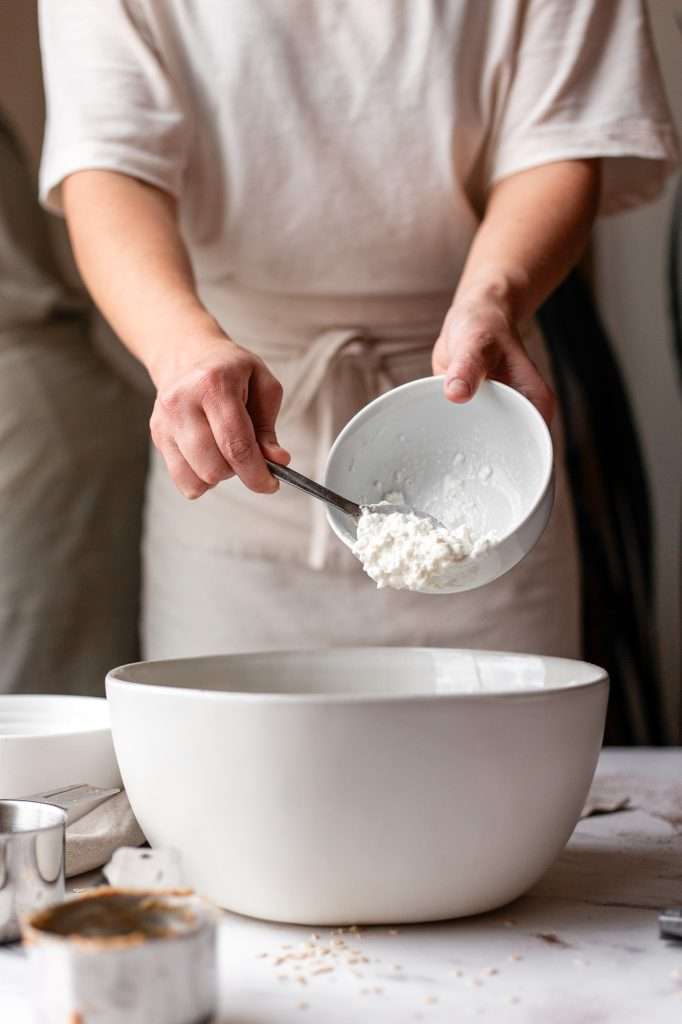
[
  {"xmin": 324, "ymin": 377, "xmax": 554, "ymax": 592},
  {"xmin": 106, "ymin": 649, "xmax": 608, "ymax": 925}
]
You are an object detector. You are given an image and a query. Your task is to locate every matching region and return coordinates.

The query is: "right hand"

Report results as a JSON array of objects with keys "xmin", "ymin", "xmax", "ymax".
[{"xmin": 149, "ymin": 336, "xmax": 290, "ymax": 499}]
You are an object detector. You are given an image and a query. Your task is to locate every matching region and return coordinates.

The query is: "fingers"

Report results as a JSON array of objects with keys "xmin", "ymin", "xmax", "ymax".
[
  {"xmin": 151, "ymin": 350, "xmax": 288, "ymax": 498},
  {"xmin": 152, "ymin": 431, "xmax": 210, "ymax": 500},
  {"xmin": 505, "ymin": 349, "xmax": 556, "ymax": 424},
  {"xmin": 438, "ymin": 307, "xmax": 555, "ymax": 423},
  {"xmin": 202, "ymin": 375, "xmax": 279, "ymax": 494},
  {"xmin": 173, "ymin": 410, "xmax": 235, "ymax": 488}
]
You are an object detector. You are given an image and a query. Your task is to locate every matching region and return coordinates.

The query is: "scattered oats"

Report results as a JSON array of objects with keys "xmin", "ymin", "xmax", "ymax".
[
  {"xmin": 360, "ymin": 988, "xmax": 372, "ymax": 995},
  {"xmin": 466, "ymin": 979, "xmax": 483, "ymax": 988},
  {"xmin": 255, "ymin": 952, "xmax": 268, "ymax": 959},
  {"xmin": 374, "ymin": 986, "xmax": 384, "ymax": 994},
  {"xmin": 360, "ymin": 956, "xmax": 370, "ymax": 964},
  {"xmin": 281, "ymin": 944, "xmax": 293, "ymax": 950},
  {"xmin": 311, "ymin": 933, "xmax": 320, "ymax": 940},
  {"xmin": 349, "ymin": 925, "xmax": 360, "ymax": 934},
  {"xmin": 312, "ymin": 966, "xmax": 335, "ymax": 975},
  {"xmin": 332, "ymin": 938, "xmax": 346, "ymax": 948},
  {"xmin": 352, "ymin": 970, "xmax": 365, "ymax": 979},
  {"xmin": 347, "ymin": 956, "xmax": 361, "ymax": 965},
  {"xmin": 274, "ymin": 957, "xmax": 287, "ymax": 966},
  {"xmin": 388, "ymin": 928, "xmax": 400, "ymax": 936},
  {"xmin": 318, "ymin": 946, "xmax": 331, "ymax": 956},
  {"xmin": 448, "ymin": 967, "xmax": 464, "ymax": 977},
  {"xmin": 297, "ymin": 1002, "xmax": 309, "ymax": 1011},
  {"xmin": 506, "ymin": 995, "xmax": 521, "ymax": 1005},
  {"xmin": 509, "ymin": 953, "xmax": 523, "ymax": 962},
  {"xmin": 481, "ymin": 967, "xmax": 499, "ymax": 976},
  {"xmin": 393, "ymin": 964, "xmax": 403, "ymax": 971},
  {"xmin": 425, "ymin": 995, "xmax": 439, "ymax": 1005}
]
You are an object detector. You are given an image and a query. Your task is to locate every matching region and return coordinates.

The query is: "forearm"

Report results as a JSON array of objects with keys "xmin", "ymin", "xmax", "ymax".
[
  {"xmin": 434, "ymin": 160, "xmax": 600, "ymax": 420},
  {"xmin": 62, "ymin": 170, "xmax": 223, "ymax": 386},
  {"xmin": 454, "ymin": 159, "xmax": 600, "ymax": 323},
  {"xmin": 62, "ymin": 169, "xmax": 288, "ymax": 497}
]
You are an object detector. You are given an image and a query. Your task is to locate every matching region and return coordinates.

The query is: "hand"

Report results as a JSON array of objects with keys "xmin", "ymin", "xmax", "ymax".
[
  {"xmin": 149, "ymin": 335, "xmax": 290, "ymax": 499},
  {"xmin": 432, "ymin": 298, "xmax": 555, "ymax": 424}
]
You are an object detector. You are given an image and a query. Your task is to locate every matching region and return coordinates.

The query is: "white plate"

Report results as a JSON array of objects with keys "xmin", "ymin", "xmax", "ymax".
[{"xmin": 0, "ymin": 696, "xmax": 121, "ymax": 798}]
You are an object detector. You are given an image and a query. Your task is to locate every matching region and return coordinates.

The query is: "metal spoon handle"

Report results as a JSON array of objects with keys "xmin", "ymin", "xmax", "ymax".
[{"xmin": 265, "ymin": 459, "xmax": 361, "ymax": 519}]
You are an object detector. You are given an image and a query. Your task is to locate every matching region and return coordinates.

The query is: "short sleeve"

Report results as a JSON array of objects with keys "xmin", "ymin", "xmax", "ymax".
[
  {"xmin": 38, "ymin": 0, "xmax": 189, "ymax": 214},
  {"xmin": 486, "ymin": 0, "xmax": 679, "ymax": 215}
]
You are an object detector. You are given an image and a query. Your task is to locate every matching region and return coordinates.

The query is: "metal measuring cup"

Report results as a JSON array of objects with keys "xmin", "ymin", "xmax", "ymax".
[{"xmin": 0, "ymin": 784, "xmax": 120, "ymax": 942}]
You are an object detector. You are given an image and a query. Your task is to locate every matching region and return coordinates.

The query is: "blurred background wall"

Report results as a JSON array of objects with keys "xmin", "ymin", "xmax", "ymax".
[{"xmin": 1, "ymin": 2, "xmax": 680, "ymax": 737}]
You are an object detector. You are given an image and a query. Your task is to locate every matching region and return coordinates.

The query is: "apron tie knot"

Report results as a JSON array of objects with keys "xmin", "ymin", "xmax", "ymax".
[{"xmin": 278, "ymin": 327, "xmax": 414, "ymax": 570}]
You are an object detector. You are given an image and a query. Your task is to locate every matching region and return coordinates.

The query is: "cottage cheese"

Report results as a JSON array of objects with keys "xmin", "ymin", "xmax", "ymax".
[{"xmin": 352, "ymin": 506, "xmax": 497, "ymax": 592}]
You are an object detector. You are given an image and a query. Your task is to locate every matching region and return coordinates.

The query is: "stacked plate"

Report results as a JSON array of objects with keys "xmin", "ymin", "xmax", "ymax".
[{"xmin": 0, "ymin": 696, "xmax": 121, "ymax": 797}]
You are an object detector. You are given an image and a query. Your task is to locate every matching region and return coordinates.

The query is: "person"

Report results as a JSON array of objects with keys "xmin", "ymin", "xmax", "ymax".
[
  {"xmin": 38, "ymin": 1, "xmax": 678, "ymax": 660},
  {"xmin": 0, "ymin": 111, "xmax": 150, "ymax": 693}
]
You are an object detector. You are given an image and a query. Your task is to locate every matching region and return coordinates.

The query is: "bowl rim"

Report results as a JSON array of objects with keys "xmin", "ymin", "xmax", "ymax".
[
  {"xmin": 324, "ymin": 375, "xmax": 554, "ymax": 548},
  {"xmin": 0, "ymin": 694, "xmax": 111, "ymax": 742},
  {"xmin": 106, "ymin": 648, "xmax": 608, "ymax": 705}
]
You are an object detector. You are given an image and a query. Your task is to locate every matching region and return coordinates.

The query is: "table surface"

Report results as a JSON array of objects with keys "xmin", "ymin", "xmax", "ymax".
[{"xmin": 2, "ymin": 748, "xmax": 681, "ymax": 1023}]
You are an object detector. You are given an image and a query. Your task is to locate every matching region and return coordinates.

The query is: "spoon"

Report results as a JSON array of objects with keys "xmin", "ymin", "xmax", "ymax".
[{"xmin": 265, "ymin": 459, "xmax": 445, "ymax": 529}]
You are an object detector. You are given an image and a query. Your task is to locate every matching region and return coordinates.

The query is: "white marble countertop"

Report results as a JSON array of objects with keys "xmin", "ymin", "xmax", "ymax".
[{"xmin": 2, "ymin": 748, "xmax": 681, "ymax": 1023}]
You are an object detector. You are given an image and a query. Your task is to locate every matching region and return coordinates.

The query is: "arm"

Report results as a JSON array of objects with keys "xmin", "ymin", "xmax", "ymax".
[
  {"xmin": 62, "ymin": 170, "xmax": 289, "ymax": 498},
  {"xmin": 433, "ymin": 159, "xmax": 601, "ymax": 421}
]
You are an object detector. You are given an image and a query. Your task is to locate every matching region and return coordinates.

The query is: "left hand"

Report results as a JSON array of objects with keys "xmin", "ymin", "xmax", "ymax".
[{"xmin": 432, "ymin": 298, "xmax": 555, "ymax": 424}]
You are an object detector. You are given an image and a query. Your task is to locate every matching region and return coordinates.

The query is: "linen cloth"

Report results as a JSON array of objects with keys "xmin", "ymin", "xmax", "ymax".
[
  {"xmin": 66, "ymin": 791, "xmax": 145, "ymax": 878},
  {"xmin": 38, "ymin": 1, "xmax": 678, "ymax": 658}
]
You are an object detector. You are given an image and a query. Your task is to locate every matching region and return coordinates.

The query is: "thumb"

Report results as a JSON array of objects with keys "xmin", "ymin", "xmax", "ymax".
[
  {"xmin": 247, "ymin": 363, "xmax": 291, "ymax": 464},
  {"xmin": 258, "ymin": 434, "xmax": 291, "ymax": 465},
  {"xmin": 444, "ymin": 335, "xmax": 494, "ymax": 403}
]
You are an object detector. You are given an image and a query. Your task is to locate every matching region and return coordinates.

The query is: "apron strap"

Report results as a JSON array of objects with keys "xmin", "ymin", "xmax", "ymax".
[{"xmin": 280, "ymin": 327, "xmax": 407, "ymax": 569}]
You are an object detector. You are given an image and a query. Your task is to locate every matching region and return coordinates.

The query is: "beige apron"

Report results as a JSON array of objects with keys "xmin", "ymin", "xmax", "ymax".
[{"xmin": 142, "ymin": 282, "xmax": 580, "ymax": 660}]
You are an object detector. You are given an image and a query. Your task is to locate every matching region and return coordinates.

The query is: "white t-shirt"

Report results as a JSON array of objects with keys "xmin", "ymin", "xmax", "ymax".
[{"xmin": 39, "ymin": 0, "xmax": 677, "ymax": 298}]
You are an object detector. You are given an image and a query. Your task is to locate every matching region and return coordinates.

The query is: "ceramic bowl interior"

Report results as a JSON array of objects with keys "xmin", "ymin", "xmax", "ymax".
[
  {"xmin": 112, "ymin": 648, "xmax": 602, "ymax": 698},
  {"xmin": 325, "ymin": 376, "xmax": 553, "ymax": 549}
]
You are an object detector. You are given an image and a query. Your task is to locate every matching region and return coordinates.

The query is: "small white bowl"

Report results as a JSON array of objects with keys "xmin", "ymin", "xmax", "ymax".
[
  {"xmin": 107, "ymin": 649, "xmax": 608, "ymax": 926},
  {"xmin": 324, "ymin": 376, "xmax": 554, "ymax": 592},
  {"xmin": 0, "ymin": 696, "xmax": 121, "ymax": 797}
]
